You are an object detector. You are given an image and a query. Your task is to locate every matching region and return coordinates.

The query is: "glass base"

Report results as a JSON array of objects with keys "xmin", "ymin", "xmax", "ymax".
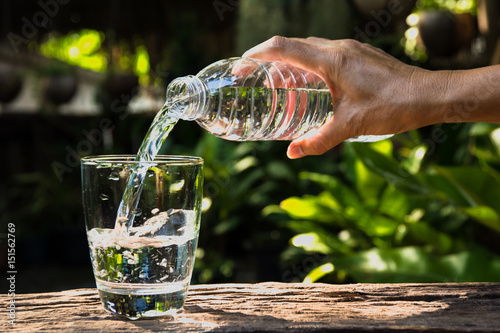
[{"xmin": 96, "ymin": 280, "xmax": 188, "ymax": 320}]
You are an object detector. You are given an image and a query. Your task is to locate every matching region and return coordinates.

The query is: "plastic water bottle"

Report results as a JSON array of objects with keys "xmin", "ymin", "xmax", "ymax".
[{"xmin": 166, "ymin": 57, "xmax": 393, "ymax": 142}]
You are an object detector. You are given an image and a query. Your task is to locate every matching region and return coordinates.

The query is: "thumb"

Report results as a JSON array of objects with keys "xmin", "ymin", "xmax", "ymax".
[{"xmin": 286, "ymin": 119, "xmax": 347, "ymax": 159}]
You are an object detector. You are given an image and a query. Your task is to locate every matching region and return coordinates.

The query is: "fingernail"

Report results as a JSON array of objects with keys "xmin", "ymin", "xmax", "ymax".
[{"xmin": 287, "ymin": 144, "xmax": 304, "ymax": 159}]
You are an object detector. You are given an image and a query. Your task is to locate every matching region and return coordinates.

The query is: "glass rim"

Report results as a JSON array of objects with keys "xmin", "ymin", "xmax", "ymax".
[{"xmin": 81, "ymin": 154, "xmax": 203, "ymax": 166}]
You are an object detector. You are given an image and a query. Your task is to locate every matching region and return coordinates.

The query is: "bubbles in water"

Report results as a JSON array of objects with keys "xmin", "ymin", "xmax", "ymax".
[
  {"xmin": 108, "ymin": 171, "xmax": 120, "ymax": 181},
  {"xmin": 100, "ymin": 194, "xmax": 109, "ymax": 201}
]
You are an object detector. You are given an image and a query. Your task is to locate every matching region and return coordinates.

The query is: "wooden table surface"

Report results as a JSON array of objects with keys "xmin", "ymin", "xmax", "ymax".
[{"xmin": 2, "ymin": 282, "xmax": 500, "ymax": 332}]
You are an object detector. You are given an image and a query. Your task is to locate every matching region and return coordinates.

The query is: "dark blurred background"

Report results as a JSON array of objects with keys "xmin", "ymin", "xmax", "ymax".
[{"xmin": 2, "ymin": 0, "xmax": 500, "ymax": 293}]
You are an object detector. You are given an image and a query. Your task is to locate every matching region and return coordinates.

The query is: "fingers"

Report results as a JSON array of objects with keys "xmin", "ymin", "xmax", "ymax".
[
  {"xmin": 286, "ymin": 117, "xmax": 348, "ymax": 159},
  {"xmin": 242, "ymin": 36, "xmax": 326, "ymax": 76}
]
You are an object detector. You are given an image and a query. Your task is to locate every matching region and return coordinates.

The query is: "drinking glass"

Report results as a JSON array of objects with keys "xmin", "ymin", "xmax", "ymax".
[{"xmin": 81, "ymin": 155, "xmax": 203, "ymax": 320}]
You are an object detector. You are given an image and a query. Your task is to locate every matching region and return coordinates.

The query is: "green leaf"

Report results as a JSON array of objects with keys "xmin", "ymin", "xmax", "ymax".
[
  {"xmin": 232, "ymin": 156, "xmax": 258, "ymax": 173},
  {"xmin": 379, "ymin": 185, "xmax": 410, "ymax": 220},
  {"xmin": 280, "ymin": 192, "xmax": 341, "ymax": 223},
  {"xmin": 354, "ymin": 159, "xmax": 386, "ymax": 202},
  {"xmin": 344, "ymin": 207, "xmax": 399, "ymax": 237},
  {"xmin": 369, "ymin": 139, "xmax": 393, "ymax": 156},
  {"xmin": 333, "ymin": 246, "xmax": 500, "ymax": 283},
  {"xmin": 405, "ymin": 222, "xmax": 453, "ymax": 253},
  {"xmin": 429, "ymin": 166, "xmax": 485, "ymax": 206},
  {"xmin": 300, "ymin": 172, "xmax": 362, "ymax": 209},
  {"xmin": 424, "ymin": 166, "xmax": 500, "ymax": 218},
  {"xmin": 469, "ymin": 122, "xmax": 499, "ymax": 136},
  {"xmin": 266, "ymin": 161, "xmax": 295, "ymax": 181},
  {"xmin": 283, "ymin": 221, "xmax": 355, "ymax": 255},
  {"xmin": 261, "ymin": 204, "xmax": 285, "ymax": 217},
  {"xmin": 334, "ymin": 246, "xmax": 442, "ymax": 283},
  {"xmin": 402, "ymin": 145, "xmax": 428, "ymax": 174},
  {"xmin": 303, "ymin": 263, "xmax": 335, "ymax": 283},
  {"xmin": 350, "ymin": 142, "xmax": 429, "ymax": 196},
  {"xmin": 439, "ymin": 248, "xmax": 500, "ymax": 282},
  {"xmin": 420, "ymin": 173, "xmax": 472, "ymax": 207},
  {"xmin": 462, "ymin": 206, "xmax": 500, "ymax": 232},
  {"xmin": 290, "ymin": 232, "xmax": 332, "ymax": 254}
]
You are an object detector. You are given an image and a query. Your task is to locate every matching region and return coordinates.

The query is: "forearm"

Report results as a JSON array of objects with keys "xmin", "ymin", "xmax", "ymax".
[{"xmin": 421, "ymin": 65, "xmax": 500, "ymax": 127}]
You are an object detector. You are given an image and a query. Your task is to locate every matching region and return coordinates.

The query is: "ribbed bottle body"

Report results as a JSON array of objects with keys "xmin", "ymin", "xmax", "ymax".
[
  {"xmin": 168, "ymin": 57, "xmax": 393, "ymax": 142},
  {"xmin": 192, "ymin": 57, "xmax": 334, "ymax": 141}
]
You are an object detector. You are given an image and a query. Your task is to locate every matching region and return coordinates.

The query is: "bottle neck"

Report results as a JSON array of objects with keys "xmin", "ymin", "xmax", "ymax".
[{"xmin": 166, "ymin": 75, "xmax": 208, "ymax": 120}]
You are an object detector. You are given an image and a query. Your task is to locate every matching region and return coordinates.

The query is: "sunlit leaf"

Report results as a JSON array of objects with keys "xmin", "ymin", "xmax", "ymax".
[
  {"xmin": 134, "ymin": 45, "xmax": 150, "ymax": 76},
  {"xmin": 469, "ymin": 123, "xmax": 499, "ymax": 136},
  {"xmin": 300, "ymin": 172, "xmax": 362, "ymax": 209},
  {"xmin": 463, "ymin": 206, "xmax": 500, "ymax": 232},
  {"xmin": 356, "ymin": 213, "xmax": 399, "ymax": 237},
  {"xmin": 335, "ymin": 245, "xmax": 500, "ymax": 283},
  {"xmin": 350, "ymin": 142, "xmax": 429, "ymax": 196},
  {"xmin": 39, "ymin": 29, "xmax": 108, "ymax": 72},
  {"xmin": 370, "ymin": 139, "xmax": 393, "ymax": 156},
  {"xmin": 402, "ymin": 145, "xmax": 428, "ymax": 174},
  {"xmin": 303, "ymin": 263, "xmax": 335, "ymax": 283},
  {"xmin": 232, "ymin": 156, "xmax": 259, "ymax": 173},
  {"xmin": 491, "ymin": 127, "xmax": 500, "ymax": 151},
  {"xmin": 261, "ymin": 204, "xmax": 284, "ymax": 217},
  {"xmin": 354, "ymin": 159, "xmax": 386, "ymax": 202},
  {"xmin": 280, "ymin": 192, "xmax": 340, "ymax": 222},
  {"xmin": 291, "ymin": 232, "xmax": 331, "ymax": 254}
]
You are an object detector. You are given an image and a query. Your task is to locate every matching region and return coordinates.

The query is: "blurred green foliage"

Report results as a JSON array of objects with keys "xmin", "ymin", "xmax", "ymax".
[{"xmin": 264, "ymin": 125, "xmax": 500, "ymax": 283}]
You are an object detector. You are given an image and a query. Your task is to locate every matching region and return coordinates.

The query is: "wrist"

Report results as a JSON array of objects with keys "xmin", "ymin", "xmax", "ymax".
[
  {"xmin": 406, "ymin": 69, "xmax": 454, "ymax": 129},
  {"xmin": 425, "ymin": 66, "xmax": 500, "ymax": 125}
]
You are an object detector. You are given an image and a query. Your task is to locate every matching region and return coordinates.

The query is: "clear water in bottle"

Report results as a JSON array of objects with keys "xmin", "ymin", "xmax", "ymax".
[
  {"xmin": 200, "ymin": 86, "xmax": 333, "ymax": 141},
  {"xmin": 166, "ymin": 57, "xmax": 393, "ymax": 142}
]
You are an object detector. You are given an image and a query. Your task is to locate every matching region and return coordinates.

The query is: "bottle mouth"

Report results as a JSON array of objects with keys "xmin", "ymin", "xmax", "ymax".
[{"xmin": 166, "ymin": 76, "xmax": 207, "ymax": 120}]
